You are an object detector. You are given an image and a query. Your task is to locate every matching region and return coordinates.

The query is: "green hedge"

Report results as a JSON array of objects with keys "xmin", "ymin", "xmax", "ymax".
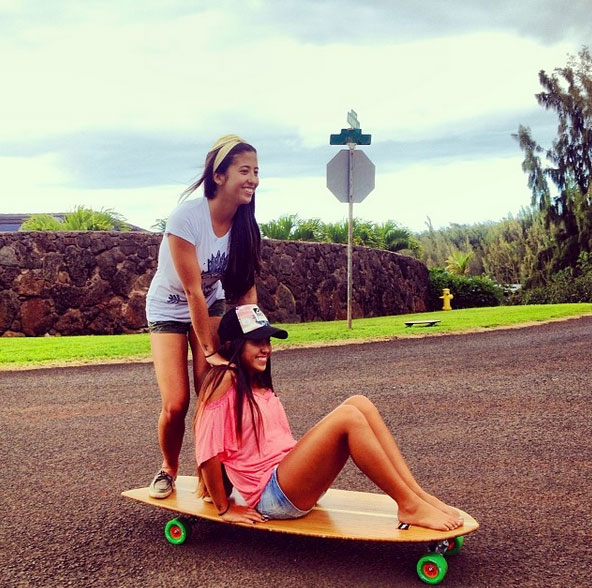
[
  {"xmin": 522, "ymin": 268, "xmax": 592, "ymax": 304},
  {"xmin": 428, "ymin": 269, "xmax": 504, "ymax": 311},
  {"xmin": 521, "ymin": 253, "xmax": 592, "ymax": 304}
]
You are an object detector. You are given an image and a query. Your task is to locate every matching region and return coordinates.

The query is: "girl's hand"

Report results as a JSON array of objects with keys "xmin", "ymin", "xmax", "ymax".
[
  {"xmin": 205, "ymin": 352, "xmax": 237, "ymax": 370},
  {"xmin": 220, "ymin": 505, "xmax": 267, "ymax": 524},
  {"xmin": 205, "ymin": 352, "xmax": 230, "ymax": 367}
]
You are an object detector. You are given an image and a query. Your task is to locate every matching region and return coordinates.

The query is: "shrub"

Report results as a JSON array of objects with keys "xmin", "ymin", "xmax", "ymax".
[
  {"xmin": 428, "ymin": 269, "xmax": 504, "ymax": 310},
  {"xmin": 522, "ymin": 269, "xmax": 592, "ymax": 304},
  {"xmin": 19, "ymin": 206, "xmax": 130, "ymax": 232},
  {"xmin": 521, "ymin": 252, "xmax": 592, "ymax": 304}
]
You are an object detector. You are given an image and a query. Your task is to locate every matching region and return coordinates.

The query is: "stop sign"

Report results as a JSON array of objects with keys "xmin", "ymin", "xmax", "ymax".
[{"xmin": 326, "ymin": 149, "xmax": 375, "ymax": 203}]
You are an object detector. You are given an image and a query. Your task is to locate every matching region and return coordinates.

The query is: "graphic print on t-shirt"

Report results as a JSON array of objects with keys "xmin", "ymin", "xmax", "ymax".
[{"xmin": 202, "ymin": 251, "xmax": 228, "ymax": 299}]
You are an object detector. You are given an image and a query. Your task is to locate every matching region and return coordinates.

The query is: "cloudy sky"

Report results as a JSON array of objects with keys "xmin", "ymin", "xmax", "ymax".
[{"xmin": 1, "ymin": 0, "xmax": 589, "ymax": 232}]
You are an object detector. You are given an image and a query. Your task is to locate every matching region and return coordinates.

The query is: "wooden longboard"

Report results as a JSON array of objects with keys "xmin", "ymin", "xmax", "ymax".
[{"xmin": 122, "ymin": 476, "xmax": 478, "ymax": 543}]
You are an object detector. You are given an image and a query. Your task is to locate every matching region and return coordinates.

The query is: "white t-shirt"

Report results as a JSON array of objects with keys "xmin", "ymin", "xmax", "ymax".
[{"xmin": 146, "ymin": 197, "xmax": 230, "ymax": 322}]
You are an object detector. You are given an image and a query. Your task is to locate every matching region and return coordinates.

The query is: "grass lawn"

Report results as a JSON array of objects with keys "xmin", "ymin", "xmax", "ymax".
[{"xmin": 1, "ymin": 303, "xmax": 591, "ymax": 369}]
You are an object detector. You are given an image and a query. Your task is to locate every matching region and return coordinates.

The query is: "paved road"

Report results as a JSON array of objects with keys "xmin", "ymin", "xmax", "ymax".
[{"xmin": 2, "ymin": 317, "xmax": 591, "ymax": 587}]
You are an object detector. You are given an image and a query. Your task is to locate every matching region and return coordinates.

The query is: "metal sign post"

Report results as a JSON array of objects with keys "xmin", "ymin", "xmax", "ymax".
[
  {"xmin": 327, "ymin": 111, "xmax": 374, "ymax": 329},
  {"xmin": 347, "ymin": 143, "xmax": 354, "ymax": 329}
]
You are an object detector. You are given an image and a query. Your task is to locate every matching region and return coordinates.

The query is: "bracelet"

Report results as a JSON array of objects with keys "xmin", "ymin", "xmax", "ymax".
[
  {"xmin": 204, "ymin": 350, "xmax": 218, "ymax": 359},
  {"xmin": 218, "ymin": 504, "xmax": 230, "ymax": 516}
]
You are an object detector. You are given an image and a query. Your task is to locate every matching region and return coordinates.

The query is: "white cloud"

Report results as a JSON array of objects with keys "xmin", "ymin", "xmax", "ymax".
[
  {"xmin": 0, "ymin": 155, "xmax": 179, "ymax": 229},
  {"xmin": 2, "ymin": 14, "xmax": 573, "ymax": 144},
  {"xmin": 0, "ymin": 154, "xmax": 69, "ymax": 192},
  {"xmin": 0, "ymin": 3, "xmax": 580, "ymax": 234}
]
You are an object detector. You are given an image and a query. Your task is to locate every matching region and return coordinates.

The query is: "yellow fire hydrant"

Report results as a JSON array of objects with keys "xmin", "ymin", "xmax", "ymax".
[{"xmin": 440, "ymin": 288, "xmax": 453, "ymax": 311}]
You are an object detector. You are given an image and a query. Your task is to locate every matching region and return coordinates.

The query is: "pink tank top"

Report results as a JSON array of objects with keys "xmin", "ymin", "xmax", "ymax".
[{"xmin": 195, "ymin": 385, "xmax": 296, "ymax": 506}]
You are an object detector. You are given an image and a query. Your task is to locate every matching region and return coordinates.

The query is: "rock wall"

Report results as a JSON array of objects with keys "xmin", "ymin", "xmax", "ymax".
[
  {"xmin": 0, "ymin": 232, "xmax": 428, "ymax": 336},
  {"xmin": 258, "ymin": 240, "xmax": 428, "ymax": 323}
]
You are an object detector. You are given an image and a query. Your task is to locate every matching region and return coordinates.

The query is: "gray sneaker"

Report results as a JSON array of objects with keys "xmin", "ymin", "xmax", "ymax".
[{"xmin": 149, "ymin": 470, "xmax": 175, "ymax": 499}]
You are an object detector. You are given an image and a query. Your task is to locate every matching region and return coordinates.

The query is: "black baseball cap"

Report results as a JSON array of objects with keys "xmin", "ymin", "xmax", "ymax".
[{"xmin": 218, "ymin": 304, "xmax": 288, "ymax": 344}]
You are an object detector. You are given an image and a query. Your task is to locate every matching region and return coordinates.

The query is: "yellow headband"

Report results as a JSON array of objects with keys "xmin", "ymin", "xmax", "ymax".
[{"xmin": 211, "ymin": 134, "xmax": 246, "ymax": 172}]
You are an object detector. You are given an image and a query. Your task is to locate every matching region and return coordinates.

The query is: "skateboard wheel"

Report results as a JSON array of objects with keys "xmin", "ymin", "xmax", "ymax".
[
  {"xmin": 164, "ymin": 517, "xmax": 191, "ymax": 545},
  {"xmin": 445, "ymin": 535, "xmax": 464, "ymax": 556},
  {"xmin": 416, "ymin": 553, "xmax": 448, "ymax": 585}
]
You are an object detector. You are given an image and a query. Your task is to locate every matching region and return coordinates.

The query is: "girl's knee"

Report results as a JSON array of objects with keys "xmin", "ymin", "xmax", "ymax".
[
  {"xmin": 161, "ymin": 402, "xmax": 189, "ymax": 422},
  {"xmin": 343, "ymin": 395, "xmax": 376, "ymax": 412},
  {"xmin": 334, "ymin": 403, "xmax": 367, "ymax": 427}
]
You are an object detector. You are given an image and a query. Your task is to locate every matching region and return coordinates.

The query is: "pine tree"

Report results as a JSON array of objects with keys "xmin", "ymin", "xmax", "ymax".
[{"xmin": 515, "ymin": 47, "xmax": 592, "ymax": 274}]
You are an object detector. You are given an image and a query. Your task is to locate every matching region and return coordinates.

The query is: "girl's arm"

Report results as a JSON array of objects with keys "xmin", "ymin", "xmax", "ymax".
[
  {"xmin": 200, "ymin": 456, "xmax": 265, "ymax": 524},
  {"xmin": 168, "ymin": 235, "xmax": 224, "ymax": 363}
]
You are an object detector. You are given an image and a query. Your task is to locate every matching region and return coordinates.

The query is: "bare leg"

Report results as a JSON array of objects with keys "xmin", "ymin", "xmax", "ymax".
[
  {"xmin": 151, "ymin": 333, "xmax": 191, "ymax": 477},
  {"xmin": 277, "ymin": 401, "xmax": 462, "ymax": 531},
  {"xmin": 342, "ymin": 396, "xmax": 462, "ymax": 521}
]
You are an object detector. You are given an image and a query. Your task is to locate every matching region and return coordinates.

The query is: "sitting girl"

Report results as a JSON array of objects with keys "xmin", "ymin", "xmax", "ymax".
[{"xmin": 194, "ymin": 305, "xmax": 464, "ymax": 531}]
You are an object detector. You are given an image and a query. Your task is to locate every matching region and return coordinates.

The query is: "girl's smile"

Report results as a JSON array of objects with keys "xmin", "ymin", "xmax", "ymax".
[{"xmin": 242, "ymin": 338, "xmax": 271, "ymax": 374}]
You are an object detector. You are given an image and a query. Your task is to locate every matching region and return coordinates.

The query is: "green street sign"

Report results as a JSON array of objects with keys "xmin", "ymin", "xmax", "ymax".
[
  {"xmin": 329, "ymin": 128, "xmax": 372, "ymax": 145},
  {"xmin": 347, "ymin": 109, "xmax": 360, "ymax": 129}
]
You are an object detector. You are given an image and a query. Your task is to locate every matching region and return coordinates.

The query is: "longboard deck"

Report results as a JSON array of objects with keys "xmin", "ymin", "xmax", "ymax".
[
  {"xmin": 405, "ymin": 320, "xmax": 441, "ymax": 327},
  {"xmin": 122, "ymin": 476, "xmax": 479, "ymax": 543}
]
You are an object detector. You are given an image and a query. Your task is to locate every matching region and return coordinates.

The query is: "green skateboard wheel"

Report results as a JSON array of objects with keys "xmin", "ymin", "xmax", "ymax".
[
  {"xmin": 445, "ymin": 535, "xmax": 464, "ymax": 556},
  {"xmin": 164, "ymin": 517, "xmax": 191, "ymax": 545},
  {"xmin": 417, "ymin": 553, "xmax": 448, "ymax": 585}
]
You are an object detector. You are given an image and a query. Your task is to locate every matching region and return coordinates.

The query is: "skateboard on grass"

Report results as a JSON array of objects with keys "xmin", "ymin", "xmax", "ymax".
[{"xmin": 123, "ymin": 476, "xmax": 479, "ymax": 585}]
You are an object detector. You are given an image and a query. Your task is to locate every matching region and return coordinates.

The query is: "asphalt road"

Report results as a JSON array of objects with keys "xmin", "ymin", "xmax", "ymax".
[{"xmin": 2, "ymin": 317, "xmax": 591, "ymax": 588}]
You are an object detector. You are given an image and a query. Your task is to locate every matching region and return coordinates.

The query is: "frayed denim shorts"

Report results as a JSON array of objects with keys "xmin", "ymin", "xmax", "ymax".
[
  {"xmin": 255, "ymin": 466, "xmax": 312, "ymax": 520},
  {"xmin": 148, "ymin": 299, "xmax": 227, "ymax": 334}
]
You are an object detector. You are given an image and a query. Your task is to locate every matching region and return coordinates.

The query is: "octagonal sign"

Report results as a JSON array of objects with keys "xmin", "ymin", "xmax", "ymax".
[{"xmin": 326, "ymin": 149, "xmax": 375, "ymax": 203}]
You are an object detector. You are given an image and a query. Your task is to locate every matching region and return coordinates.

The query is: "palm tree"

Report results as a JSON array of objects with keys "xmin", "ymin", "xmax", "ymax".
[
  {"xmin": 19, "ymin": 214, "xmax": 63, "ymax": 230},
  {"xmin": 256, "ymin": 215, "xmax": 419, "ymax": 254},
  {"xmin": 260, "ymin": 214, "xmax": 299, "ymax": 239},
  {"xmin": 322, "ymin": 220, "xmax": 349, "ymax": 244},
  {"xmin": 63, "ymin": 207, "xmax": 129, "ymax": 231},
  {"xmin": 291, "ymin": 218, "xmax": 325, "ymax": 242},
  {"xmin": 445, "ymin": 250, "xmax": 474, "ymax": 275},
  {"xmin": 151, "ymin": 218, "xmax": 168, "ymax": 232},
  {"xmin": 353, "ymin": 219, "xmax": 380, "ymax": 247},
  {"xmin": 20, "ymin": 206, "xmax": 130, "ymax": 231},
  {"xmin": 375, "ymin": 220, "xmax": 418, "ymax": 252}
]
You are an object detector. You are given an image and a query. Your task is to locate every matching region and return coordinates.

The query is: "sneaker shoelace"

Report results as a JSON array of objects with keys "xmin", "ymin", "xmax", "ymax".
[{"xmin": 155, "ymin": 470, "xmax": 174, "ymax": 484}]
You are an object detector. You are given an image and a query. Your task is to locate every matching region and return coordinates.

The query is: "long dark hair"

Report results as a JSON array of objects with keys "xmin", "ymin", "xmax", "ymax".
[
  {"xmin": 181, "ymin": 142, "xmax": 261, "ymax": 303},
  {"xmin": 194, "ymin": 337, "xmax": 274, "ymax": 499},
  {"xmin": 195, "ymin": 338, "xmax": 274, "ymax": 449}
]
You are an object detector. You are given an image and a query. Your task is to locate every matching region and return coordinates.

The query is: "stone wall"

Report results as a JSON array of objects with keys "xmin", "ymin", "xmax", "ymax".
[
  {"xmin": 0, "ymin": 232, "xmax": 428, "ymax": 336},
  {"xmin": 259, "ymin": 240, "xmax": 428, "ymax": 322}
]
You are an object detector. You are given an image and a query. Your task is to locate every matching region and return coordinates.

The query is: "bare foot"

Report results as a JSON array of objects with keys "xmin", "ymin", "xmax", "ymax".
[
  {"xmin": 419, "ymin": 492, "xmax": 464, "ymax": 524},
  {"xmin": 398, "ymin": 498, "xmax": 464, "ymax": 532}
]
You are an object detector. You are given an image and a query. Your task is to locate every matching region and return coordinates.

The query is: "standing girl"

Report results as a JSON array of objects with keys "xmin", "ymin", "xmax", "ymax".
[
  {"xmin": 194, "ymin": 305, "xmax": 465, "ymax": 531},
  {"xmin": 146, "ymin": 135, "xmax": 261, "ymax": 498}
]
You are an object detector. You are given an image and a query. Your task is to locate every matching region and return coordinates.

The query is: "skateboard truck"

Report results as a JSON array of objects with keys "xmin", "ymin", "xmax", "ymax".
[{"xmin": 429, "ymin": 540, "xmax": 452, "ymax": 555}]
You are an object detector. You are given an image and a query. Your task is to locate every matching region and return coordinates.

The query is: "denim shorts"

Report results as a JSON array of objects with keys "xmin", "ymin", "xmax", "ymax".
[
  {"xmin": 148, "ymin": 300, "xmax": 227, "ymax": 334},
  {"xmin": 256, "ymin": 466, "xmax": 312, "ymax": 520},
  {"xmin": 148, "ymin": 320, "xmax": 192, "ymax": 334}
]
